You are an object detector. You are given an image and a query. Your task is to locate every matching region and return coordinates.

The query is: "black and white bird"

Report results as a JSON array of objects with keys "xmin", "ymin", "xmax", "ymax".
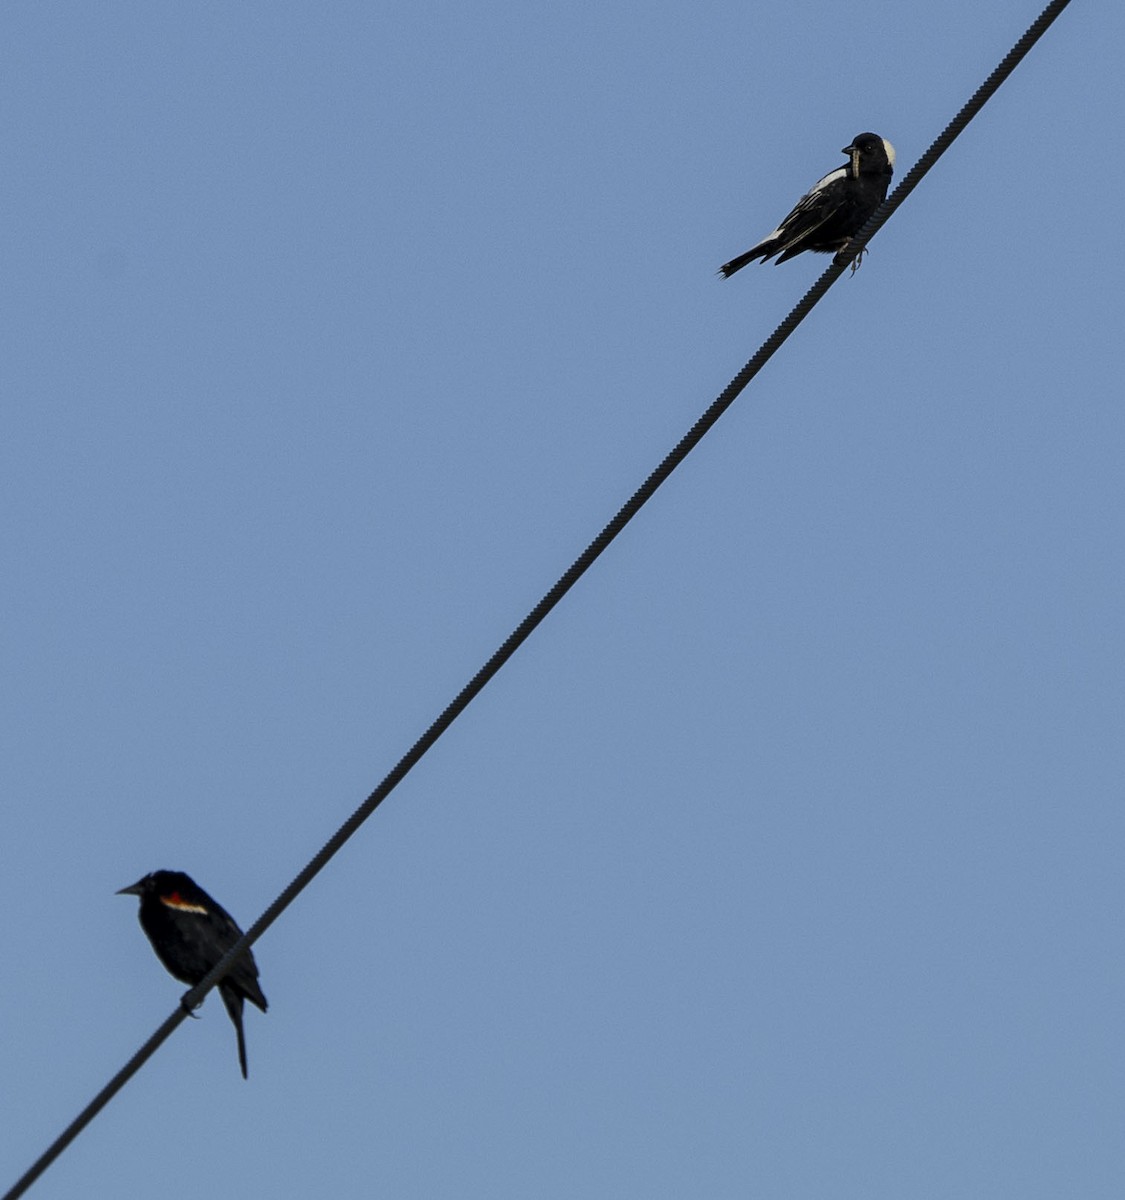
[{"xmin": 719, "ymin": 132, "xmax": 895, "ymax": 277}]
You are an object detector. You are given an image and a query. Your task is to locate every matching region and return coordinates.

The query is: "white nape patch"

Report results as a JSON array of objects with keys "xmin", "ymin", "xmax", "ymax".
[{"xmin": 882, "ymin": 139, "xmax": 896, "ymax": 168}]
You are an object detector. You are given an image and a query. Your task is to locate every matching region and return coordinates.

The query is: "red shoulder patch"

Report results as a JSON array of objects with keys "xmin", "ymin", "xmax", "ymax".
[{"xmin": 160, "ymin": 891, "xmax": 209, "ymax": 915}]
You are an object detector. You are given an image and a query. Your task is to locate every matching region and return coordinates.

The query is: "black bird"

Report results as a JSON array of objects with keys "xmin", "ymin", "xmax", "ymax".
[
  {"xmin": 118, "ymin": 870, "xmax": 268, "ymax": 1079},
  {"xmin": 719, "ymin": 132, "xmax": 895, "ymax": 276}
]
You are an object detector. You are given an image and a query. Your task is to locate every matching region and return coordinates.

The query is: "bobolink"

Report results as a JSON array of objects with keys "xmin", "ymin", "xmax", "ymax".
[{"xmin": 720, "ymin": 132, "xmax": 895, "ymax": 276}]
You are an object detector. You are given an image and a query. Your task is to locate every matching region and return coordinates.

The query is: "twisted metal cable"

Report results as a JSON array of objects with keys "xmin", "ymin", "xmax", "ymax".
[{"xmin": 2, "ymin": 1, "xmax": 1074, "ymax": 1196}]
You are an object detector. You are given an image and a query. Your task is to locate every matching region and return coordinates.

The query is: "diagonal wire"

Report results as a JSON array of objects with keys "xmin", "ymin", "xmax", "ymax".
[{"xmin": 2, "ymin": 1, "xmax": 1074, "ymax": 1196}]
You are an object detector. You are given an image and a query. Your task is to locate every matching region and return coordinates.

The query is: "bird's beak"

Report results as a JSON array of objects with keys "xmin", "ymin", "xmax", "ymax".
[
  {"xmin": 116, "ymin": 879, "xmax": 145, "ymax": 896},
  {"xmin": 841, "ymin": 143, "xmax": 860, "ymax": 174}
]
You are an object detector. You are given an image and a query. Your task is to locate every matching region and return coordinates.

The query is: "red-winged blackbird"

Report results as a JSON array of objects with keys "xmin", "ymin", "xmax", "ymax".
[
  {"xmin": 719, "ymin": 132, "xmax": 895, "ymax": 276},
  {"xmin": 118, "ymin": 870, "xmax": 268, "ymax": 1079}
]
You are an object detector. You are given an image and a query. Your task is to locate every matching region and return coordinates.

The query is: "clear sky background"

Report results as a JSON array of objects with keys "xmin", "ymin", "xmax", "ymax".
[{"xmin": 2, "ymin": 3, "xmax": 1121, "ymax": 1198}]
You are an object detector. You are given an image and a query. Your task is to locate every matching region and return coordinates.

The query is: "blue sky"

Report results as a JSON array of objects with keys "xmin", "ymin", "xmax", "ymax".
[{"xmin": 3, "ymin": 2, "xmax": 1122, "ymax": 1197}]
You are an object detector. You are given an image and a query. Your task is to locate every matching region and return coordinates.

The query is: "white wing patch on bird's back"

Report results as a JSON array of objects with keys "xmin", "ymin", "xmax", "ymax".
[
  {"xmin": 808, "ymin": 166, "xmax": 849, "ymax": 194},
  {"xmin": 760, "ymin": 168, "xmax": 847, "ymax": 242}
]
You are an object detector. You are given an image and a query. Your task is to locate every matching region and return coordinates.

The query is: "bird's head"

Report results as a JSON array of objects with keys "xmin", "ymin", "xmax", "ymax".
[
  {"xmin": 842, "ymin": 133, "xmax": 895, "ymax": 176},
  {"xmin": 117, "ymin": 870, "xmax": 204, "ymax": 911},
  {"xmin": 117, "ymin": 873, "xmax": 156, "ymax": 898}
]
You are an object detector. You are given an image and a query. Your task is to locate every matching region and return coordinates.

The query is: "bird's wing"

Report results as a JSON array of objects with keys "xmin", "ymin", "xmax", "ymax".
[
  {"xmin": 206, "ymin": 906, "xmax": 267, "ymax": 1006},
  {"xmin": 764, "ymin": 168, "xmax": 848, "ymax": 259},
  {"xmin": 723, "ymin": 165, "xmax": 851, "ymax": 272}
]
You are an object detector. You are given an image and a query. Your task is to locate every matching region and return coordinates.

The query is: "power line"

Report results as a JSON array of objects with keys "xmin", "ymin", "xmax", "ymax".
[{"xmin": 2, "ymin": 1, "xmax": 1074, "ymax": 1196}]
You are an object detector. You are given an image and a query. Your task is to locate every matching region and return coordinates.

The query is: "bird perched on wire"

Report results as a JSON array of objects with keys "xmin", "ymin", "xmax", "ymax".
[
  {"xmin": 719, "ymin": 132, "xmax": 895, "ymax": 277},
  {"xmin": 118, "ymin": 870, "xmax": 268, "ymax": 1079}
]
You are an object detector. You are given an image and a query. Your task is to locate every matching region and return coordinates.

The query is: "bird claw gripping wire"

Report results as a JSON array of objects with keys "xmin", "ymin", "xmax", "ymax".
[
  {"xmin": 835, "ymin": 242, "xmax": 868, "ymax": 274},
  {"xmin": 179, "ymin": 995, "xmax": 203, "ymax": 1019}
]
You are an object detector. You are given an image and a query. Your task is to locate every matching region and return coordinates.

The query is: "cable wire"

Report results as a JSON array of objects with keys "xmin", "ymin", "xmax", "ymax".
[{"xmin": 2, "ymin": 1, "xmax": 1074, "ymax": 1196}]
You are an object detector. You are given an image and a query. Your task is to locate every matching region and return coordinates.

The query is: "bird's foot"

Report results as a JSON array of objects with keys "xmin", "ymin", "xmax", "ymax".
[{"xmin": 833, "ymin": 242, "xmax": 868, "ymax": 274}]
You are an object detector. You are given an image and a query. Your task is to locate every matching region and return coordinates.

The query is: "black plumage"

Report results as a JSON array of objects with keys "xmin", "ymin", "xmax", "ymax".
[
  {"xmin": 118, "ymin": 870, "xmax": 268, "ymax": 1079},
  {"xmin": 720, "ymin": 132, "xmax": 895, "ymax": 276}
]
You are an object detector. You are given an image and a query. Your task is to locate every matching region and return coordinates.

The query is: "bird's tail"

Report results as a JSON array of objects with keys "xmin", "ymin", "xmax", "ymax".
[
  {"xmin": 220, "ymin": 985, "xmax": 249, "ymax": 1079},
  {"xmin": 718, "ymin": 245, "xmax": 769, "ymax": 278}
]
